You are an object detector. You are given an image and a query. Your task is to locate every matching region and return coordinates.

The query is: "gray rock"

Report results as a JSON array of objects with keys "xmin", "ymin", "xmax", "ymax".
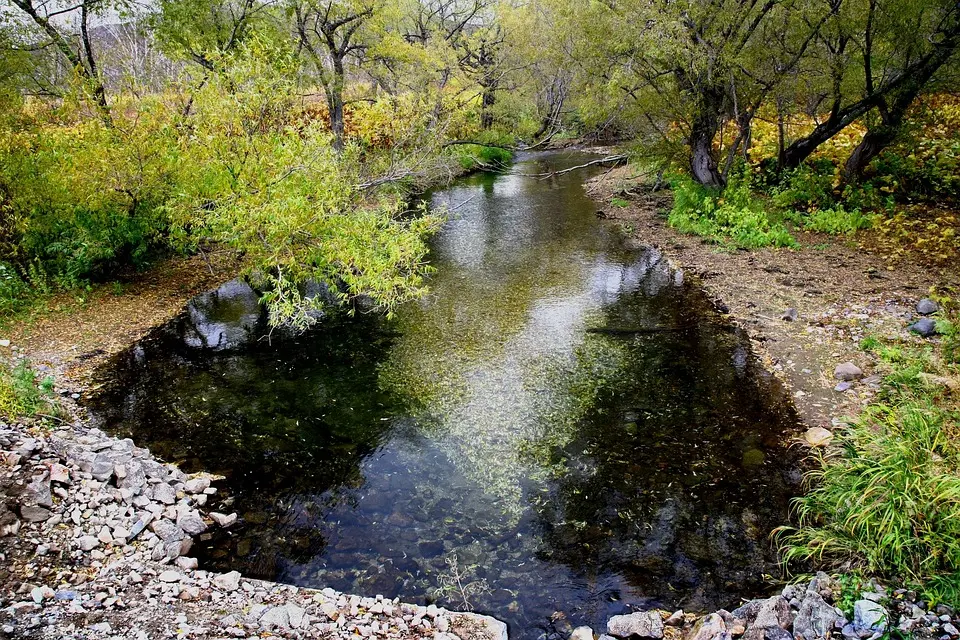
[
  {"xmin": 917, "ymin": 299, "xmax": 939, "ymax": 316},
  {"xmin": 184, "ymin": 477, "xmax": 210, "ymax": 494},
  {"xmin": 781, "ymin": 308, "xmax": 798, "ymax": 322},
  {"xmin": 117, "ymin": 460, "xmax": 146, "ymax": 490},
  {"xmin": 20, "ymin": 505, "xmax": 51, "ymax": 522},
  {"xmin": 77, "ymin": 535, "xmax": 99, "ymax": 551},
  {"xmin": 158, "ymin": 570, "xmax": 181, "ymax": 583},
  {"xmin": 210, "ymin": 512, "xmax": 238, "ymax": 528},
  {"xmin": 149, "ymin": 519, "xmax": 186, "ymax": 543},
  {"xmin": 853, "ymin": 600, "xmax": 887, "ymax": 634},
  {"xmin": 942, "ymin": 623, "xmax": 958, "ymax": 638},
  {"xmin": 24, "ymin": 477, "xmax": 52, "ymax": 508},
  {"xmin": 834, "ymin": 362, "xmax": 864, "ymax": 381},
  {"xmin": 213, "ymin": 571, "xmax": 241, "ymax": 592},
  {"xmin": 571, "ymin": 627, "xmax": 594, "ymax": 640},
  {"xmin": 794, "ymin": 592, "xmax": 845, "ymax": 640},
  {"xmin": 90, "ymin": 454, "xmax": 114, "ymax": 481},
  {"xmin": 743, "ymin": 597, "xmax": 793, "ymax": 640},
  {"xmin": 260, "ymin": 606, "xmax": 291, "ymax": 629},
  {"xmin": 607, "ymin": 611, "xmax": 664, "ymax": 639},
  {"xmin": 176, "ymin": 510, "xmax": 207, "ymax": 535},
  {"xmin": 910, "ymin": 318, "xmax": 938, "ymax": 337},
  {"xmin": 152, "ymin": 483, "xmax": 177, "ymax": 505}
]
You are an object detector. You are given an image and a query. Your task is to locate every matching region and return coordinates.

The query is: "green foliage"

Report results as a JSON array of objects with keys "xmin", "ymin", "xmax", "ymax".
[
  {"xmin": 792, "ymin": 206, "xmax": 876, "ymax": 235},
  {"xmin": 668, "ymin": 170, "xmax": 798, "ymax": 249},
  {"xmin": 609, "ymin": 197, "xmax": 629, "ymax": 208},
  {"xmin": 456, "ymin": 144, "xmax": 514, "ymax": 171},
  {"xmin": 779, "ymin": 330, "xmax": 960, "ymax": 606},
  {"xmin": 771, "ymin": 162, "xmax": 836, "ymax": 211},
  {"xmin": 0, "ymin": 360, "xmax": 55, "ymax": 420},
  {"xmin": 0, "ymin": 261, "xmax": 29, "ymax": 316}
]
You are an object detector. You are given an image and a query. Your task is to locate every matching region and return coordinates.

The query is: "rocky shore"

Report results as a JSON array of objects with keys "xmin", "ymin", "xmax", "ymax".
[
  {"xmin": 0, "ymin": 418, "xmax": 508, "ymax": 640},
  {"xmin": 591, "ymin": 573, "xmax": 960, "ymax": 640}
]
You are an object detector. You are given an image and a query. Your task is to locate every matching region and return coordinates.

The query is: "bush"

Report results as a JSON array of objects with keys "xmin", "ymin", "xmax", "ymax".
[
  {"xmin": 456, "ymin": 144, "xmax": 513, "ymax": 171},
  {"xmin": 0, "ymin": 360, "xmax": 55, "ymax": 420},
  {"xmin": 790, "ymin": 206, "xmax": 876, "ymax": 235},
  {"xmin": 771, "ymin": 161, "xmax": 836, "ymax": 211},
  {"xmin": 668, "ymin": 169, "xmax": 798, "ymax": 249}
]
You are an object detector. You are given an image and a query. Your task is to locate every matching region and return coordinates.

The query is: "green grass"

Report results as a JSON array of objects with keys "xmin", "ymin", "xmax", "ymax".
[
  {"xmin": 0, "ymin": 360, "xmax": 56, "ymax": 421},
  {"xmin": 788, "ymin": 206, "xmax": 877, "ymax": 235},
  {"xmin": 456, "ymin": 144, "xmax": 514, "ymax": 171},
  {"xmin": 778, "ymin": 308, "xmax": 960, "ymax": 607}
]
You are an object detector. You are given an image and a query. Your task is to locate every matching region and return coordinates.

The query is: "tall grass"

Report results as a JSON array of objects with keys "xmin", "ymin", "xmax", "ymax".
[
  {"xmin": 778, "ymin": 319, "xmax": 960, "ymax": 605},
  {"xmin": 0, "ymin": 360, "xmax": 56, "ymax": 421}
]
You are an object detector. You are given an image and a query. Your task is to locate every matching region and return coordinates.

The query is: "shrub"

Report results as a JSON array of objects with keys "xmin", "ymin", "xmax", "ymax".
[
  {"xmin": 791, "ymin": 206, "xmax": 876, "ymax": 235},
  {"xmin": 668, "ymin": 169, "xmax": 798, "ymax": 249},
  {"xmin": 456, "ymin": 144, "xmax": 513, "ymax": 171}
]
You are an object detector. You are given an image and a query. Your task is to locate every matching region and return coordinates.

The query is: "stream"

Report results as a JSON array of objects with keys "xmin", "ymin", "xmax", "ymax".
[{"xmin": 89, "ymin": 151, "xmax": 801, "ymax": 640}]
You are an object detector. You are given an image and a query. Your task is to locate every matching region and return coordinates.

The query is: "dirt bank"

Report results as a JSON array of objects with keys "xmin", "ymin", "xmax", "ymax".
[{"xmin": 587, "ymin": 165, "xmax": 959, "ymax": 433}]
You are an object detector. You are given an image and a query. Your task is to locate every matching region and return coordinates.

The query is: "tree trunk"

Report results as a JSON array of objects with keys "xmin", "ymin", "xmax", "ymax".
[
  {"xmin": 480, "ymin": 82, "xmax": 496, "ymax": 129},
  {"xmin": 842, "ymin": 124, "xmax": 897, "ymax": 181},
  {"xmin": 688, "ymin": 91, "xmax": 725, "ymax": 188},
  {"xmin": 329, "ymin": 59, "xmax": 346, "ymax": 151}
]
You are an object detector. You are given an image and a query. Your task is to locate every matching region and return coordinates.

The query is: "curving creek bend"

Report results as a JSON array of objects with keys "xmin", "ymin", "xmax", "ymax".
[{"xmin": 87, "ymin": 151, "xmax": 802, "ymax": 640}]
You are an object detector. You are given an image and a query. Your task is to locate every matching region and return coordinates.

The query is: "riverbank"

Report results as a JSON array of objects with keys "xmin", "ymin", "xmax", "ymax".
[{"xmin": 586, "ymin": 164, "xmax": 959, "ymax": 432}]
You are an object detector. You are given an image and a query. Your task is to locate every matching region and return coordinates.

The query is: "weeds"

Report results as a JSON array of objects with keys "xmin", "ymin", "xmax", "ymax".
[
  {"xmin": 0, "ymin": 360, "xmax": 56, "ymax": 421},
  {"xmin": 668, "ymin": 169, "xmax": 798, "ymax": 249},
  {"xmin": 433, "ymin": 553, "xmax": 491, "ymax": 611}
]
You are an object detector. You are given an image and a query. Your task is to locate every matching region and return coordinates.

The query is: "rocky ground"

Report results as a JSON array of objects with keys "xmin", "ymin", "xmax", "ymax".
[
  {"xmin": 577, "ymin": 573, "xmax": 960, "ymax": 640},
  {"xmin": 0, "ymin": 418, "xmax": 508, "ymax": 640},
  {"xmin": 587, "ymin": 165, "xmax": 959, "ymax": 437}
]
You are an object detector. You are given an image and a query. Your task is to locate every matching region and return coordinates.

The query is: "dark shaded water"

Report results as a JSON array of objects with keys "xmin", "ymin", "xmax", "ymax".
[{"xmin": 89, "ymin": 151, "xmax": 801, "ymax": 639}]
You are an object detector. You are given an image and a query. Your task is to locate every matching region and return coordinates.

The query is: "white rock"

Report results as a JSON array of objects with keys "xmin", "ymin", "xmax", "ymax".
[
  {"xmin": 77, "ymin": 536, "xmax": 100, "ymax": 551},
  {"xmin": 158, "ymin": 570, "xmax": 181, "ymax": 583},
  {"xmin": 213, "ymin": 571, "xmax": 241, "ymax": 592}
]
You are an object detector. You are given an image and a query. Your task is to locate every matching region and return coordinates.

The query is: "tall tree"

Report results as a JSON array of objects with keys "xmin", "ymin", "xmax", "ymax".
[{"xmin": 291, "ymin": 0, "xmax": 379, "ymax": 150}]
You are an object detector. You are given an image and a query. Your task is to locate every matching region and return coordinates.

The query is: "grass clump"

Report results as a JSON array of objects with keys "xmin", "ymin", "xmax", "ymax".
[
  {"xmin": 0, "ymin": 360, "xmax": 56, "ymax": 421},
  {"xmin": 668, "ymin": 169, "xmax": 798, "ymax": 249},
  {"xmin": 456, "ymin": 144, "xmax": 514, "ymax": 171},
  {"xmin": 779, "ymin": 308, "xmax": 960, "ymax": 606}
]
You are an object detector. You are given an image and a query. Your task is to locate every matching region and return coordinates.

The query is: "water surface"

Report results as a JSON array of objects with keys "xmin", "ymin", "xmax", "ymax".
[{"xmin": 90, "ymin": 151, "xmax": 800, "ymax": 640}]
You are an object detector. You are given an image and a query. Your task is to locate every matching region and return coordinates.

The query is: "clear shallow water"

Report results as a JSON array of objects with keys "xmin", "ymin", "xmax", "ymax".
[{"xmin": 89, "ymin": 151, "xmax": 801, "ymax": 640}]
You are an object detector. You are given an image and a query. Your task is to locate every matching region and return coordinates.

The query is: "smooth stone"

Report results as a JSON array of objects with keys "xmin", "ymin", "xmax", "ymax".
[
  {"xmin": 835, "ymin": 362, "xmax": 864, "ymax": 381},
  {"xmin": 910, "ymin": 318, "xmax": 938, "ymax": 337},
  {"xmin": 916, "ymin": 299, "xmax": 939, "ymax": 316},
  {"xmin": 158, "ymin": 570, "xmax": 181, "ymax": 583},
  {"xmin": 213, "ymin": 571, "xmax": 242, "ymax": 592},
  {"xmin": 804, "ymin": 427, "xmax": 833, "ymax": 447}
]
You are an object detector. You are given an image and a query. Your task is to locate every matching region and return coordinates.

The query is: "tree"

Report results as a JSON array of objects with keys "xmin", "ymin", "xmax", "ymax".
[
  {"xmin": 291, "ymin": 0, "xmax": 379, "ymax": 150},
  {"xmin": 6, "ymin": 0, "xmax": 118, "ymax": 116},
  {"xmin": 779, "ymin": 0, "xmax": 960, "ymax": 176}
]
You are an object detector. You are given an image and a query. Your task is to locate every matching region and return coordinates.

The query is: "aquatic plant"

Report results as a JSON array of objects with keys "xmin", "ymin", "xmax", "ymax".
[{"xmin": 434, "ymin": 553, "xmax": 491, "ymax": 611}]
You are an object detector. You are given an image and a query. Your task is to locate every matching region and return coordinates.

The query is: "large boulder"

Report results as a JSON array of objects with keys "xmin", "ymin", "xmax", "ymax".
[{"xmin": 608, "ymin": 612, "xmax": 664, "ymax": 639}]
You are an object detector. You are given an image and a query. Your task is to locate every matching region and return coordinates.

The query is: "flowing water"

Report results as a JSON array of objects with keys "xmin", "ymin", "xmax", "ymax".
[{"xmin": 89, "ymin": 151, "xmax": 801, "ymax": 639}]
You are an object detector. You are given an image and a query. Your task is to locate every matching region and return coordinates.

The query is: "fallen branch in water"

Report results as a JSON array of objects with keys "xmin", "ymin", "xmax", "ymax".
[{"xmin": 525, "ymin": 155, "xmax": 629, "ymax": 179}]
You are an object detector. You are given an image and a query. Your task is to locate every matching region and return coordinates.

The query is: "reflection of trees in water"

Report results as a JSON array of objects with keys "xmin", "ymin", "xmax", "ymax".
[{"xmin": 525, "ymin": 285, "xmax": 800, "ymax": 610}]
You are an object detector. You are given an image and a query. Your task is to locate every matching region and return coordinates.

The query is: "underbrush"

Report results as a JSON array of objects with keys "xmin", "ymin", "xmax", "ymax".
[
  {"xmin": 0, "ymin": 359, "xmax": 56, "ymax": 421},
  {"xmin": 779, "ymin": 302, "xmax": 960, "ymax": 606},
  {"xmin": 668, "ymin": 169, "xmax": 797, "ymax": 249},
  {"xmin": 455, "ymin": 133, "xmax": 514, "ymax": 171}
]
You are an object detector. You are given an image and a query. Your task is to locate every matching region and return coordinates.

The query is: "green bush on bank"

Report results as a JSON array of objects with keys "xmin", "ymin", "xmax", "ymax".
[
  {"xmin": 667, "ymin": 168, "xmax": 798, "ymax": 249},
  {"xmin": 779, "ymin": 308, "xmax": 960, "ymax": 606}
]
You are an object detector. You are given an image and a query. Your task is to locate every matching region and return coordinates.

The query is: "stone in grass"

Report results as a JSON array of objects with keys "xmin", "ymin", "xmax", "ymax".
[
  {"xmin": 781, "ymin": 308, "xmax": 799, "ymax": 322},
  {"xmin": 910, "ymin": 318, "xmax": 938, "ymax": 337},
  {"xmin": 607, "ymin": 611, "xmax": 664, "ymax": 639},
  {"xmin": 834, "ymin": 362, "xmax": 863, "ymax": 381},
  {"xmin": 916, "ymin": 298, "xmax": 939, "ymax": 316},
  {"xmin": 853, "ymin": 600, "xmax": 887, "ymax": 634},
  {"xmin": 834, "ymin": 381, "xmax": 853, "ymax": 392},
  {"xmin": 804, "ymin": 427, "xmax": 833, "ymax": 448}
]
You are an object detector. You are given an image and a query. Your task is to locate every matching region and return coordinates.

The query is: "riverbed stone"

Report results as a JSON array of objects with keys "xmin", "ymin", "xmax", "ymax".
[
  {"xmin": 804, "ymin": 427, "xmax": 833, "ymax": 447},
  {"xmin": 571, "ymin": 626, "xmax": 595, "ymax": 640},
  {"xmin": 213, "ymin": 571, "xmax": 241, "ymax": 592},
  {"xmin": 834, "ymin": 362, "xmax": 863, "ymax": 381},
  {"xmin": 910, "ymin": 318, "xmax": 938, "ymax": 337},
  {"xmin": 687, "ymin": 613, "xmax": 726, "ymax": 640},
  {"xmin": 794, "ymin": 592, "xmax": 845, "ymax": 640},
  {"xmin": 917, "ymin": 299, "xmax": 939, "ymax": 315},
  {"xmin": 743, "ymin": 597, "xmax": 793, "ymax": 640},
  {"xmin": 176, "ymin": 510, "xmax": 206, "ymax": 535},
  {"xmin": 608, "ymin": 611, "xmax": 664, "ymax": 639},
  {"xmin": 853, "ymin": 600, "xmax": 887, "ymax": 634}
]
